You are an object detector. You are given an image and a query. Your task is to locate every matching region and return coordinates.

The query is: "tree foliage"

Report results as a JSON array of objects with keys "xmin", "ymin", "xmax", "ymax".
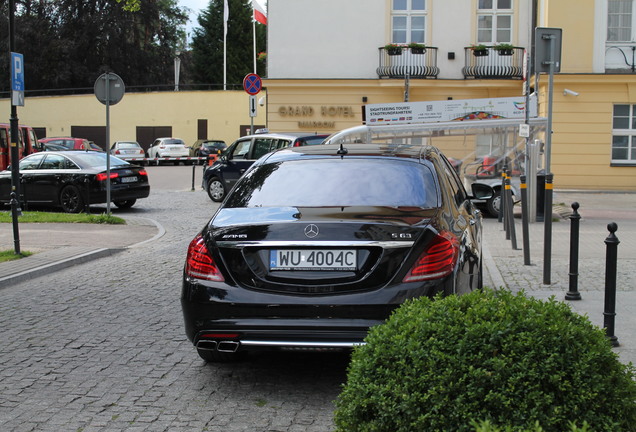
[
  {"xmin": 190, "ymin": 0, "xmax": 266, "ymax": 88},
  {"xmin": 0, "ymin": 0, "xmax": 188, "ymax": 93}
]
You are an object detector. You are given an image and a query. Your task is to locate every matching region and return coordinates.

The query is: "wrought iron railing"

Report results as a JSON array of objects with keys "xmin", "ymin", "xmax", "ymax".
[
  {"xmin": 377, "ymin": 46, "xmax": 440, "ymax": 79},
  {"xmin": 462, "ymin": 46, "xmax": 524, "ymax": 79}
]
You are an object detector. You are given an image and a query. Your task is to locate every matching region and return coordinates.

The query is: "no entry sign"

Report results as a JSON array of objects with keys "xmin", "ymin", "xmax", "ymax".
[{"xmin": 243, "ymin": 73, "xmax": 262, "ymax": 95}]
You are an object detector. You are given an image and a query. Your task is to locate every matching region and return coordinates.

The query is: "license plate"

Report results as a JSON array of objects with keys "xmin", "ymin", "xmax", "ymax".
[
  {"xmin": 120, "ymin": 176, "xmax": 137, "ymax": 183},
  {"xmin": 270, "ymin": 249, "xmax": 357, "ymax": 271}
]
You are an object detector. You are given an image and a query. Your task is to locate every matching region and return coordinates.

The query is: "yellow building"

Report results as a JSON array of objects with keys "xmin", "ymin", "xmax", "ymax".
[{"xmin": 0, "ymin": 90, "xmax": 267, "ymax": 153}]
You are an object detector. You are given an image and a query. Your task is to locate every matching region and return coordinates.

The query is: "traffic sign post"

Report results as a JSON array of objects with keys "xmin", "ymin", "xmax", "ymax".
[
  {"xmin": 94, "ymin": 73, "xmax": 125, "ymax": 215},
  {"xmin": 243, "ymin": 74, "xmax": 262, "ymax": 134},
  {"xmin": 11, "ymin": 52, "xmax": 24, "ymax": 107},
  {"xmin": 249, "ymin": 95, "xmax": 257, "ymax": 118}
]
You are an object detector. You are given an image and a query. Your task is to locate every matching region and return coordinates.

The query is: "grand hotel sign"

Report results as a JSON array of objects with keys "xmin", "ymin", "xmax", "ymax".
[{"xmin": 278, "ymin": 105, "xmax": 355, "ymax": 129}]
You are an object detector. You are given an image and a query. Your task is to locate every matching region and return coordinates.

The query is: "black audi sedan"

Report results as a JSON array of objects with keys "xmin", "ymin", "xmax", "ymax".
[
  {"xmin": 182, "ymin": 143, "xmax": 492, "ymax": 362},
  {"xmin": 0, "ymin": 151, "xmax": 150, "ymax": 212}
]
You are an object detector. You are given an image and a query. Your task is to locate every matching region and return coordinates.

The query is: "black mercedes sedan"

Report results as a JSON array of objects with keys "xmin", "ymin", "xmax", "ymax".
[
  {"xmin": 181, "ymin": 143, "xmax": 492, "ymax": 362},
  {"xmin": 0, "ymin": 151, "xmax": 150, "ymax": 212}
]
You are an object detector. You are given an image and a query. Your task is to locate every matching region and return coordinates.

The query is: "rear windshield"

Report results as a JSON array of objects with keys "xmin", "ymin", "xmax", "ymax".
[
  {"xmin": 225, "ymin": 158, "xmax": 439, "ymax": 208},
  {"xmin": 295, "ymin": 136, "xmax": 326, "ymax": 146},
  {"xmin": 165, "ymin": 139, "xmax": 184, "ymax": 145}
]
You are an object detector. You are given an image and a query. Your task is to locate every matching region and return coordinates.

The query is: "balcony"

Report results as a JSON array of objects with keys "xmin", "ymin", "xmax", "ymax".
[
  {"xmin": 377, "ymin": 46, "xmax": 440, "ymax": 79},
  {"xmin": 462, "ymin": 46, "xmax": 524, "ymax": 79}
]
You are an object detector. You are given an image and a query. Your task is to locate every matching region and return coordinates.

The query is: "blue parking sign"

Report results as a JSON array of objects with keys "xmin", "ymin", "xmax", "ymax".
[{"xmin": 11, "ymin": 52, "xmax": 24, "ymax": 106}]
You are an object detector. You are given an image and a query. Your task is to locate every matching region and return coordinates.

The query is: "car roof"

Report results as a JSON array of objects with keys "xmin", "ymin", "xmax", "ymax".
[
  {"xmin": 239, "ymin": 132, "xmax": 329, "ymax": 140},
  {"xmin": 258, "ymin": 143, "xmax": 438, "ymax": 164}
]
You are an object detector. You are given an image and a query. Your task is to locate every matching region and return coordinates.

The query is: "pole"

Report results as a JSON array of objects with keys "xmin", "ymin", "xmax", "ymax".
[
  {"xmin": 542, "ymin": 33, "xmax": 556, "ymax": 285},
  {"xmin": 223, "ymin": 0, "xmax": 228, "ymax": 91},
  {"xmin": 520, "ymin": 176, "xmax": 531, "ymax": 265},
  {"xmin": 106, "ymin": 73, "xmax": 111, "ymax": 216},
  {"xmin": 603, "ymin": 222, "xmax": 620, "ymax": 347},
  {"xmin": 253, "ymin": 19, "xmax": 257, "ymax": 74},
  {"xmin": 8, "ymin": 0, "xmax": 21, "ymax": 254},
  {"xmin": 565, "ymin": 202, "xmax": 582, "ymax": 300}
]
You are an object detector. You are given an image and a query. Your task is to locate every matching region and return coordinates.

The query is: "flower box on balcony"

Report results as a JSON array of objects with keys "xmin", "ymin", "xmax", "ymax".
[
  {"xmin": 494, "ymin": 44, "xmax": 514, "ymax": 56},
  {"xmin": 385, "ymin": 44, "xmax": 403, "ymax": 56},
  {"xmin": 470, "ymin": 44, "xmax": 488, "ymax": 57},
  {"xmin": 408, "ymin": 43, "xmax": 426, "ymax": 55}
]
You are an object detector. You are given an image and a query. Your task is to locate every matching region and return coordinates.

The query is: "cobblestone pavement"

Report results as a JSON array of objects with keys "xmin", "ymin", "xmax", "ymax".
[
  {"xmin": 0, "ymin": 189, "xmax": 348, "ymax": 432},
  {"xmin": 482, "ymin": 191, "xmax": 636, "ymax": 365}
]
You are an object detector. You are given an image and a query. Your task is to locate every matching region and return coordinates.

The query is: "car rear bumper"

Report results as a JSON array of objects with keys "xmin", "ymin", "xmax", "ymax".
[
  {"xmin": 88, "ymin": 185, "xmax": 150, "ymax": 204},
  {"xmin": 181, "ymin": 275, "xmax": 450, "ymax": 349}
]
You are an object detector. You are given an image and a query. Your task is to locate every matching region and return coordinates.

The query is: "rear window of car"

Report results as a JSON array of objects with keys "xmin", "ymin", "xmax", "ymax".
[
  {"xmin": 294, "ymin": 136, "xmax": 326, "ymax": 146},
  {"xmin": 165, "ymin": 139, "xmax": 184, "ymax": 145},
  {"xmin": 118, "ymin": 142, "xmax": 140, "ymax": 148},
  {"xmin": 75, "ymin": 152, "xmax": 130, "ymax": 168},
  {"xmin": 225, "ymin": 158, "xmax": 439, "ymax": 208}
]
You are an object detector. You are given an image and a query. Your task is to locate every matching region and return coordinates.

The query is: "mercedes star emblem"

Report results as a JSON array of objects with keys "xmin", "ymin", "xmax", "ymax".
[{"xmin": 304, "ymin": 224, "xmax": 319, "ymax": 238}]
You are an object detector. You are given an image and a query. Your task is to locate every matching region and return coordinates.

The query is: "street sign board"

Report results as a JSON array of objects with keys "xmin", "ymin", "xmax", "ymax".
[
  {"xmin": 249, "ymin": 95, "xmax": 257, "ymax": 117},
  {"xmin": 243, "ymin": 73, "xmax": 262, "ymax": 95},
  {"xmin": 535, "ymin": 27, "xmax": 562, "ymax": 73},
  {"xmin": 11, "ymin": 52, "xmax": 24, "ymax": 107},
  {"xmin": 94, "ymin": 73, "xmax": 125, "ymax": 105}
]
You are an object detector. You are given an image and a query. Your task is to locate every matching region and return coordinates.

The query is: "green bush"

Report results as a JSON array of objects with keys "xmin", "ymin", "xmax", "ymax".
[{"xmin": 334, "ymin": 289, "xmax": 636, "ymax": 432}]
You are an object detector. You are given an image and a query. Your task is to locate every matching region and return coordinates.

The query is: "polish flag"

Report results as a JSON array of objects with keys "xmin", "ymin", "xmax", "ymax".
[{"xmin": 253, "ymin": 0, "xmax": 267, "ymax": 25}]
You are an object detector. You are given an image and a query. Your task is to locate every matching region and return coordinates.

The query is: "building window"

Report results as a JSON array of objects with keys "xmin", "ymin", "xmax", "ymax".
[
  {"xmin": 608, "ymin": 0, "xmax": 633, "ymax": 41},
  {"xmin": 612, "ymin": 104, "xmax": 636, "ymax": 163},
  {"xmin": 391, "ymin": 0, "xmax": 426, "ymax": 44},
  {"xmin": 477, "ymin": 0, "xmax": 512, "ymax": 44}
]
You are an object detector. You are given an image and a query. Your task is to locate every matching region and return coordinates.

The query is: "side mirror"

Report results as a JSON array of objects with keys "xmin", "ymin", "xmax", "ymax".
[{"xmin": 470, "ymin": 183, "xmax": 494, "ymax": 200}]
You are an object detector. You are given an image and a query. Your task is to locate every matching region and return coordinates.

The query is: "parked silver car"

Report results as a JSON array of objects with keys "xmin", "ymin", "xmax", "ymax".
[{"xmin": 110, "ymin": 141, "xmax": 145, "ymax": 163}]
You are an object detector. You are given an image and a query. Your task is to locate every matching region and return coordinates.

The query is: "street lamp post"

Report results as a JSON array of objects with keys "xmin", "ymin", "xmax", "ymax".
[{"xmin": 174, "ymin": 51, "xmax": 181, "ymax": 91}]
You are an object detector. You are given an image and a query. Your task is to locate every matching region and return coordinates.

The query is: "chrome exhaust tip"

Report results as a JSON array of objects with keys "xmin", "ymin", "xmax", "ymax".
[
  {"xmin": 217, "ymin": 340, "xmax": 240, "ymax": 353},
  {"xmin": 196, "ymin": 340, "xmax": 218, "ymax": 351}
]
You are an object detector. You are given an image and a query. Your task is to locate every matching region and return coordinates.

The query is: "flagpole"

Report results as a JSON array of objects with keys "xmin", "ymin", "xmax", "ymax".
[
  {"xmin": 253, "ymin": 19, "xmax": 256, "ymax": 74},
  {"xmin": 223, "ymin": 0, "xmax": 228, "ymax": 90}
]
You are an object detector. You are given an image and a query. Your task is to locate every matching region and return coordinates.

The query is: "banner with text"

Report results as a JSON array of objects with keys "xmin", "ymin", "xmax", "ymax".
[{"xmin": 363, "ymin": 95, "xmax": 537, "ymax": 125}]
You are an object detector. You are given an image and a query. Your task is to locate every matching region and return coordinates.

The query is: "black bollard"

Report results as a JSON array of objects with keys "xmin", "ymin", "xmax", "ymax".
[
  {"xmin": 505, "ymin": 169, "xmax": 519, "ymax": 250},
  {"xmin": 498, "ymin": 167, "xmax": 506, "ymax": 223},
  {"xmin": 519, "ymin": 175, "xmax": 531, "ymax": 265},
  {"xmin": 565, "ymin": 202, "xmax": 582, "ymax": 300},
  {"xmin": 603, "ymin": 222, "xmax": 620, "ymax": 347},
  {"xmin": 191, "ymin": 165, "xmax": 196, "ymax": 191},
  {"xmin": 542, "ymin": 173, "xmax": 554, "ymax": 285}
]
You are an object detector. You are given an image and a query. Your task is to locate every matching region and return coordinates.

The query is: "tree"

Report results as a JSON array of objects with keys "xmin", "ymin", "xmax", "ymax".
[
  {"xmin": 0, "ymin": 0, "xmax": 188, "ymax": 93},
  {"xmin": 190, "ymin": 0, "xmax": 266, "ymax": 88}
]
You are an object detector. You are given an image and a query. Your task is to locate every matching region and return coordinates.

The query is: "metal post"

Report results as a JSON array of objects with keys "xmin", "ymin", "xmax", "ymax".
[
  {"xmin": 527, "ymin": 140, "xmax": 540, "ymax": 223},
  {"xmin": 604, "ymin": 222, "xmax": 620, "ymax": 347},
  {"xmin": 565, "ymin": 202, "xmax": 582, "ymax": 300},
  {"xmin": 191, "ymin": 165, "xmax": 196, "ymax": 191},
  {"xmin": 542, "ymin": 32, "xmax": 556, "ymax": 284},
  {"xmin": 8, "ymin": 0, "xmax": 21, "ymax": 254},
  {"xmin": 105, "ymin": 73, "xmax": 111, "ymax": 216},
  {"xmin": 542, "ymin": 173, "xmax": 553, "ymax": 285},
  {"xmin": 520, "ymin": 175, "xmax": 531, "ymax": 264},
  {"xmin": 499, "ymin": 165, "xmax": 506, "ymax": 224}
]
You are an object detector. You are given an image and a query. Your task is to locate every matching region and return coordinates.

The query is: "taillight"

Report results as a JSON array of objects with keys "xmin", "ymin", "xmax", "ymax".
[
  {"xmin": 96, "ymin": 172, "xmax": 119, "ymax": 181},
  {"xmin": 138, "ymin": 169, "xmax": 148, "ymax": 176},
  {"xmin": 185, "ymin": 234, "xmax": 224, "ymax": 281},
  {"xmin": 115, "ymin": 149, "xmax": 121, "ymax": 154},
  {"xmin": 403, "ymin": 231, "xmax": 460, "ymax": 282}
]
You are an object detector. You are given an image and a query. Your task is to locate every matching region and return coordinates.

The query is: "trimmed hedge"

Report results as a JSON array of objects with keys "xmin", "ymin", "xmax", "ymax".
[{"xmin": 334, "ymin": 289, "xmax": 636, "ymax": 432}]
